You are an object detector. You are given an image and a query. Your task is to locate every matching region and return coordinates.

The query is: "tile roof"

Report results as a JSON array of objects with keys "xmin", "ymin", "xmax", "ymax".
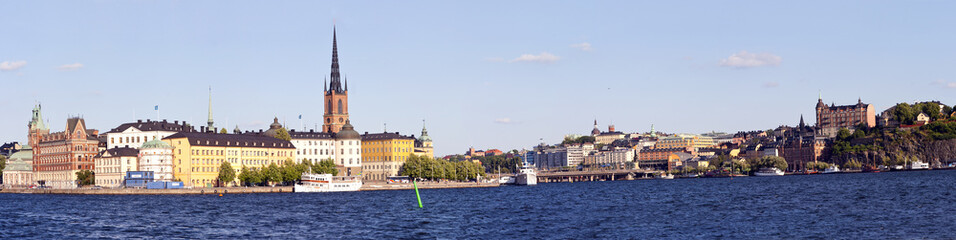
[
  {"xmin": 95, "ymin": 147, "xmax": 140, "ymax": 158},
  {"xmin": 107, "ymin": 120, "xmax": 197, "ymax": 133},
  {"xmin": 361, "ymin": 132, "xmax": 415, "ymax": 141},
  {"xmin": 164, "ymin": 132, "xmax": 295, "ymax": 149}
]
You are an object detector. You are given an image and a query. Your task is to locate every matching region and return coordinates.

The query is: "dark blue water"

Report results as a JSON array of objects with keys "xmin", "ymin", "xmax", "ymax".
[{"xmin": 2, "ymin": 170, "xmax": 954, "ymax": 239}]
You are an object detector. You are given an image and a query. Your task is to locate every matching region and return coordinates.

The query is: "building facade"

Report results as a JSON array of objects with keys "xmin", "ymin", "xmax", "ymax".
[
  {"xmin": 361, "ymin": 131, "xmax": 415, "ymax": 181},
  {"xmin": 139, "ymin": 139, "xmax": 175, "ymax": 181},
  {"xmin": 583, "ymin": 148, "xmax": 636, "ymax": 169},
  {"xmin": 105, "ymin": 119, "xmax": 196, "ymax": 149},
  {"xmin": 2, "ymin": 146, "xmax": 35, "ymax": 188},
  {"xmin": 654, "ymin": 134, "xmax": 715, "ymax": 149},
  {"xmin": 815, "ymin": 97, "xmax": 876, "ymax": 137},
  {"xmin": 413, "ymin": 122, "xmax": 434, "ymax": 159},
  {"xmin": 33, "ymin": 116, "xmax": 100, "ymax": 189},
  {"xmin": 261, "ymin": 117, "xmax": 361, "ymax": 176},
  {"xmin": 93, "ymin": 147, "xmax": 139, "ymax": 188},
  {"xmin": 164, "ymin": 132, "xmax": 296, "ymax": 187}
]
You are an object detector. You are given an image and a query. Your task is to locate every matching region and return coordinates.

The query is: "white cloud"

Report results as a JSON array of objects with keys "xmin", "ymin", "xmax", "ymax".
[
  {"xmin": 494, "ymin": 118, "xmax": 514, "ymax": 124},
  {"xmin": 57, "ymin": 63, "xmax": 84, "ymax": 71},
  {"xmin": 763, "ymin": 81, "xmax": 780, "ymax": 88},
  {"xmin": 719, "ymin": 51, "xmax": 782, "ymax": 68},
  {"xmin": 570, "ymin": 42, "xmax": 592, "ymax": 51},
  {"xmin": 0, "ymin": 60, "xmax": 27, "ymax": 71},
  {"xmin": 932, "ymin": 79, "xmax": 956, "ymax": 88},
  {"xmin": 509, "ymin": 52, "xmax": 560, "ymax": 63}
]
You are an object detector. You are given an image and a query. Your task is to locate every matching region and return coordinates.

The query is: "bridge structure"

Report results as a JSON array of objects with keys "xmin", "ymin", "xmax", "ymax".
[{"xmin": 536, "ymin": 169, "xmax": 662, "ymax": 183}]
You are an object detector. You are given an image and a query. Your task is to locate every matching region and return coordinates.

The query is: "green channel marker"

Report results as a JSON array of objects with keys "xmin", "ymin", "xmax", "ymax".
[{"xmin": 414, "ymin": 180, "xmax": 423, "ymax": 208}]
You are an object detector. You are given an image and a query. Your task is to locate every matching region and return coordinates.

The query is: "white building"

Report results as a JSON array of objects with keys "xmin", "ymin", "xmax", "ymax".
[
  {"xmin": 259, "ymin": 117, "xmax": 362, "ymax": 176},
  {"xmin": 566, "ymin": 143, "xmax": 594, "ymax": 167},
  {"xmin": 584, "ymin": 148, "xmax": 636, "ymax": 169},
  {"xmin": 93, "ymin": 147, "xmax": 139, "ymax": 187},
  {"xmin": 105, "ymin": 120, "xmax": 196, "ymax": 149},
  {"xmin": 139, "ymin": 139, "xmax": 174, "ymax": 181}
]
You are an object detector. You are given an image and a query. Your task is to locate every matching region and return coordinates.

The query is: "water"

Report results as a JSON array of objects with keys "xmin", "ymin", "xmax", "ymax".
[{"xmin": 2, "ymin": 170, "xmax": 954, "ymax": 239}]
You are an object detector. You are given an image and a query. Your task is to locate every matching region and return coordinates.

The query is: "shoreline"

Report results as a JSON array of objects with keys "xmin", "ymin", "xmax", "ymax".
[{"xmin": 0, "ymin": 181, "xmax": 501, "ymax": 195}]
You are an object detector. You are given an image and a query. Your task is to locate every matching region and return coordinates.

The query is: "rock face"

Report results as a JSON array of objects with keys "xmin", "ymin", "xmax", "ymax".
[{"xmin": 833, "ymin": 134, "xmax": 956, "ymax": 167}]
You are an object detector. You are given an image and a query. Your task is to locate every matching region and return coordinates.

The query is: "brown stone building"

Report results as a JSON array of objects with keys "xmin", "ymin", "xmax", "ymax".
[
  {"xmin": 815, "ymin": 96, "xmax": 875, "ymax": 137},
  {"xmin": 33, "ymin": 115, "xmax": 100, "ymax": 189}
]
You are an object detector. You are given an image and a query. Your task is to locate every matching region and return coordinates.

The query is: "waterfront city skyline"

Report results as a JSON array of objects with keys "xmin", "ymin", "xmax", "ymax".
[{"xmin": 2, "ymin": 1, "xmax": 955, "ymax": 155}]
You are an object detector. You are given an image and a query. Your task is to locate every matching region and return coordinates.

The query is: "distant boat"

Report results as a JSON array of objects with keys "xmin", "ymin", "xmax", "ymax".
[
  {"xmin": 514, "ymin": 164, "xmax": 537, "ymax": 186},
  {"xmin": 823, "ymin": 165, "xmax": 841, "ymax": 174},
  {"xmin": 681, "ymin": 173, "xmax": 699, "ymax": 178},
  {"xmin": 655, "ymin": 173, "xmax": 675, "ymax": 179},
  {"xmin": 908, "ymin": 161, "xmax": 929, "ymax": 170},
  {"xmin": 294, "ymin": 173, "xmax": 362, "ymax": 193},
  {"xmin": 499, "ymin": 176, "xmax": 515, "ymax": 184},
  {"xmin": 754, "ymin": 167, "xmax": 785, "ymax": 176}
]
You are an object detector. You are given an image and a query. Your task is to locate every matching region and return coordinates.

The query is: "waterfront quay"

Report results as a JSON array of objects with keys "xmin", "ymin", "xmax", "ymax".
[{"xmin": 1, "ymin": 186, "xmax": 293, "ymax": 195}]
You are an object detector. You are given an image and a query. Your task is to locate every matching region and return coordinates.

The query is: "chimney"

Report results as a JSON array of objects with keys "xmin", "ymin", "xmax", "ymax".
[
  {"xmin": 201, "ymin": 126, "xmax": 206, "ymax": 132},
  {"xmin": 137, "ymin": 120, "xmax": 142, "ymax": 123},
  {"xmin": 175, "ymin": 120, "xmax": 179, "ymax": 124},
  {"xmin": 609, "ymin": 125, "xmax": 615, "ymax": 132},
  {"xmin": 163, "ymin": 119, "xmax": 167, "ymax": 123}
]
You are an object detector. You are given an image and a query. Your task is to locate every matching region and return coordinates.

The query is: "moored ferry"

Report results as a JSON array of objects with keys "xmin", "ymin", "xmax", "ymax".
[
  {"xmin": 754, "ymin": 167, "xmax": 785, "ymax": 176},
  {"xmin": 294, "ymin": 173, "xmax": 362, "ymax": 193}
]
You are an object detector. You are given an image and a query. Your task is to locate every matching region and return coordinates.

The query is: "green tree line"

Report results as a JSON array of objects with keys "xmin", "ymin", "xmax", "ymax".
[
  {"xmin": 230, "ymin": 159, "xmax": 338, "ymax": 186},
  {"xmin": 400, "ymin": 154, "xmax": 485, "ymax": 181}
]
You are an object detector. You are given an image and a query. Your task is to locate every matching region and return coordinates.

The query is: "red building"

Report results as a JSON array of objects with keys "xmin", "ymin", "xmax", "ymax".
[{"xmin": 32, "ymin": 116, "xmax": 100, "ymax": 189}]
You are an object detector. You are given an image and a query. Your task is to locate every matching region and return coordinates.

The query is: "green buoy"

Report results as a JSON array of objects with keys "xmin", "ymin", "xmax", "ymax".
[{"xmin": 414, "ymin": 180, "xmax": 423, "ymax": 208}]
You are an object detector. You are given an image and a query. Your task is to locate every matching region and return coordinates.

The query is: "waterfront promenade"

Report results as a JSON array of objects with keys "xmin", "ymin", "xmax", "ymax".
[{"xmin": 0, "ymin": 181, "xmax": 500, "ymax": 195}]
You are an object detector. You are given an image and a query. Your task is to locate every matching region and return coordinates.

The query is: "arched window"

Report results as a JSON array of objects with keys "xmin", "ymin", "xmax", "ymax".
[
  {"xmin": 337, "ymin": 99, "xmax": 343, "ymax": 114},
  {"xmin": 327, "ymin": 100, "xmax": 332, "ymax": 113}
]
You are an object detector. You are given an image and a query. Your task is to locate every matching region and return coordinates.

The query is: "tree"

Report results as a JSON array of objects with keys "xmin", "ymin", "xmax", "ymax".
[
  {"xmin": 274, "ymin": 128, "xmax": 292, "ymax": 141},
  {"xmin": 844, "ymin": 159, "xmax": 862, "ymax": 169},
  {"xmin": 750, "ymin": 156, "xmax": 787, "ymax": 171},
  {"xmin": 893, "ymin": 103, "xmax": 917, "ymax": 125},
  {"xmin": 312, "ymin": 159, "xmax": 339, "ymax": 176},
  {"xmin": 219, "ymin": 128, "xmax": 228, "ymax": 134},
  {"xmin": 264, "ymin": 163, "xmax": 282, "ymax": 185},
  {"xmin": 218, "ymin": 161, "xmax": 236, "ymax": 187},
  {"xmin": 281, "ymin": 159, "xmax": 302, "ymax": 185},
  {"xmin": 75, "ymin": 170, "xmax": 95, "ymax": 186},
  {"xmin": 0, "ymin": 155, "xmax": 6, "ymax": 176}
]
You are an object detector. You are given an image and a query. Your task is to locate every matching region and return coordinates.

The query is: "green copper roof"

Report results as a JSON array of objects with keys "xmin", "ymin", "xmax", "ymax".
[
  {"xmin": 6, "ymin": 145, "xmax": 33, "ymax": 171},
  {"xmin": 141, "ymin": 139, "xmax": 172, "ymax": 149}
]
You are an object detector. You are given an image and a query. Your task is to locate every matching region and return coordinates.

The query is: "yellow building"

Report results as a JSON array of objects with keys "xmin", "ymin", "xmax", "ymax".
[
  {"xmin": 361, "ymin": 132, "xmax": 416, "ymax": 181},
  {"xmin": 654, "ymin": 134, "xmax": 715, "ymax": 149},
  {"xmin": 164, "ymin": 132, "xmax": 296, "ymax": 187},
  {"xmin": 413, "ymin": 122, "xmax": 434, "ymax": 159}
]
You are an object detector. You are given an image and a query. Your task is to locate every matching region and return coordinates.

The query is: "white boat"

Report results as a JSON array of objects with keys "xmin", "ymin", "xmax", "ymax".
[
  {"xmin": 498, "ymin": 176, "xmax": 515, "ymax": 184},
  {"xmin": 754, "ymin": 167, "xmax": 785, "ymax": 176},
  {"xmin": 655, "ymin": 173, "xmax": 675, "ymax": 179},
  {"xmin": 294, "ymin": 173, "xmax": 362, "ymax": 192},
  {"xmin": 823, "ymin": 165, "xmax": 841, "ymax": 174},
  {"xmin": 515, "ymin": 165, "xmax": 537, "ymax": 186},
  {"xmin": 909, "ymin": 161, "xmax": 929, "ymax": 170}
]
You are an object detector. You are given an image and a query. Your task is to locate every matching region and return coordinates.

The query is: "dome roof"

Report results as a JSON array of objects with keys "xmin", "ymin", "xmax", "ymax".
[
  {"xmin": 335, "ymin": 121, "xmax": 360, "ymax": 139},
  {"xmin": 263, "ymin": 117, "xmax": 282, "ymax": 137},
  {"xmin": 141, "ymin": 139, "xmax": 172, "ymax": 149},
  {"xmin": 8, "ymin": 145, "xmax": 32, "ymax": 161}
]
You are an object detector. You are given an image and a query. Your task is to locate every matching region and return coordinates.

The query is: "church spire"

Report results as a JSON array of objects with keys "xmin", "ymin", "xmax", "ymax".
[
  {"xmin": 207, "ymin": 86, "xmax": 214, "ymax": 130},
  {"xmin": 328, "ymin": 26, "xmax": 343, "ymax": 93},
  {"xmin": 799, "ymin": 114, "xmax": 806, "ymax": 128}
]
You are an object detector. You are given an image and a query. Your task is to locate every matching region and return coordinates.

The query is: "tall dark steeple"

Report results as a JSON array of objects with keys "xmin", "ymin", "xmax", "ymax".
[{"xmin": 328, "ymin": 26, "xmax": 344, "ymax": 94}]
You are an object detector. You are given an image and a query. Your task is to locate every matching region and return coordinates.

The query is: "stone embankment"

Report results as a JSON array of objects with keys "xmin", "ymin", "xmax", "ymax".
[
  {"xmin": 360, "ymin": 181, "xmax": 500, "ymax": 191},
  {"xmin": 0, "ymin": 182, "xmax": 500, "ymax": 195},
  {"xmin": 0, "ymin": 186, "xmax": 294, "ymax": 195}
]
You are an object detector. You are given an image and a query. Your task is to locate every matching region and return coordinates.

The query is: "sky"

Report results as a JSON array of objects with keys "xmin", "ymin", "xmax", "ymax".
[{"xmin": 2, "ymin": 1, "xmax": 955, "ymax": 156}]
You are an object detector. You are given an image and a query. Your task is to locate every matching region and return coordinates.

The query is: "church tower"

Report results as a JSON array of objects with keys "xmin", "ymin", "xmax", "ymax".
[{"xmin": 323, "ymin": 26, "xmax": 350, "ymax": 133}]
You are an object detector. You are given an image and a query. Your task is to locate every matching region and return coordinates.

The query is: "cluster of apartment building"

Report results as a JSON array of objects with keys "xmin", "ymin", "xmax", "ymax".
[
  {"xmin": 1, "ymin": 28, "xmax": 437, "ymax": 189},
  {"xmin": 516, "ymin": 96, "xmax": 950, "ymax": 173}
]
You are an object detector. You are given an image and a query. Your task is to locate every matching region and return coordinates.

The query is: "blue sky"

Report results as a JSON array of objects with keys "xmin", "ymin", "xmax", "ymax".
[{"xmin": 2, "ymin": 1, "xmax": 955, "ymax": 156}]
